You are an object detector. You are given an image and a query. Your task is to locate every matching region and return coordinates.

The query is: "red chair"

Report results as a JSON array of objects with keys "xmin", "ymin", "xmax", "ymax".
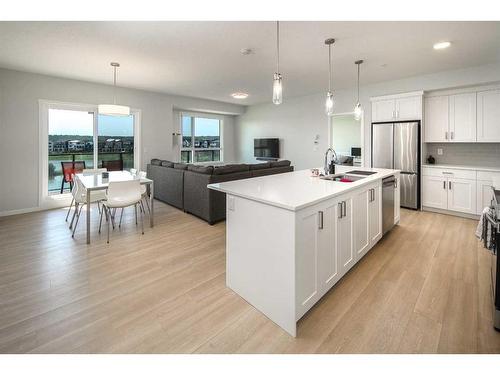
[{"xmin": 60, "ymin": 161, "xmax": 86, "ymax": 193}]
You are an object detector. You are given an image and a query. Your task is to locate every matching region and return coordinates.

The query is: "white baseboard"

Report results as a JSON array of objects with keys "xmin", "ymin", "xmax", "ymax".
[
  {"xmin": 422, "ymin": 206, "xmax": 479, "ymax": 220},
  {"xmin": 0, "ymin": 206, "xmax": 44, "ymax": 217}
]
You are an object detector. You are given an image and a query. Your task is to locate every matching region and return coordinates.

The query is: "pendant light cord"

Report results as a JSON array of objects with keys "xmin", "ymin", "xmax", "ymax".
[
  {"xmin": 276, "ymin": 21, "xmax": 280, "ymax": 74},
  {"xmin": 328, "ymin": 44, "xmax": 332, "ymax": 92},
  {"xmin": 357, "ymin": 63, "xmax": 360, "ymax": 102},
  {"xmin": 113, "ymin": 65, "xmax": 117, "ymax": 105}
]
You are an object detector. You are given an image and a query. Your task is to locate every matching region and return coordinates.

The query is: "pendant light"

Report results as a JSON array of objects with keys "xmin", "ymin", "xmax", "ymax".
[
  {"xmin": 325, "ymin": 38, "xmax": 335, "ymax": 116},
  {"xmin": 98, "ymin": 62, "xmax": 130, "ymax": 117},
  {"xmin": 354, "ymin": 60, "xmax": 364, "ymax": 121},
  {"xmin": 272, "ymin": 21, "xmax": 283, "ymax": 105}
]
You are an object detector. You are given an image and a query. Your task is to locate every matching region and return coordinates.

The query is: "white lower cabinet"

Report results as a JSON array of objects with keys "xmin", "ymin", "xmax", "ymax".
[
  {"xmin": 353, "ymin": 182, "xmax": 382, "ymax": 261},
  {"xmin": 477, "ymin": 180, "xmax": 494, "ymax": 215},
  {"xmin": 422, "ymin": 175, "xmax": 448, "ymax": 209},
  {"xmin": 296, "ymin": 180, "xmax": 386, "ymax": 319},
  {"xmin": 422, "ymin": 167, "xmax": 477, "ymax": 215},
  {"xmin": 447, "ymin": 178, "xmax": 476, "ymax": 214}
]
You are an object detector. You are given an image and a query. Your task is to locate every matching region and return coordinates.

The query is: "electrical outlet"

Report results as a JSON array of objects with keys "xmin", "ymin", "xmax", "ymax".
[{"xmin": 437, "ymin": 148, "xmax": 443, "ymax": 156}]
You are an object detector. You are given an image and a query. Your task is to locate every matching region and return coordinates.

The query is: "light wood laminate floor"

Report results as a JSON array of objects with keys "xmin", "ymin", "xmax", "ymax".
[{"xmin": 0, "ymin": 201, "xmax": 499, "ymax": 353}]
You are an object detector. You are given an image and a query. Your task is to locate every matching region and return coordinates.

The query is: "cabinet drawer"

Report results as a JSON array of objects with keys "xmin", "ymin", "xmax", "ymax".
[
  {"xmin": 477, "ymin": 170, "xmax": 500, "ymax": 182},
  {"xmin": 422, "ymin": 167, "xmax": 476, "ymax": 180}
]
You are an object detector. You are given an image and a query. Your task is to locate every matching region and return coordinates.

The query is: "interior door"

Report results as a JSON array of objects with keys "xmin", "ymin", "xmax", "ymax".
[
  {"xmin": 394, "ymin": 122, "xmax": 418, "ymax": 173},
  {"xmin": 447, "ymin": 178, "xmax": 477, "ymax": 214},
  {"xmin": 372, "ymin": 123, "xmax": 394, "ymax": 169}
]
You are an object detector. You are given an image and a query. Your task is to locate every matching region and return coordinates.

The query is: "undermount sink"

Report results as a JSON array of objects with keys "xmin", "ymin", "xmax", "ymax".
[{"xmin": 320, "ymin": 173, "xmax": 367, "ymax": 182}]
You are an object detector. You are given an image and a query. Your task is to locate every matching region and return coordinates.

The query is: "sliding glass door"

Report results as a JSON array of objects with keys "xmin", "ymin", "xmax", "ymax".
[{"xmin": 43, "ymin": 101, "xmax": 139, "ymax": 198}]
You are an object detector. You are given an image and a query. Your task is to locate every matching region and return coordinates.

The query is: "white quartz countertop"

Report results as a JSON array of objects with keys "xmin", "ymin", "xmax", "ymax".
[
  {"xmin": 423, "ymin": 164, "xmax": 500, "ymax": 173},
  {"xmin": 208, "ymin": 166, "xmax": 400, "ymax": 211}
]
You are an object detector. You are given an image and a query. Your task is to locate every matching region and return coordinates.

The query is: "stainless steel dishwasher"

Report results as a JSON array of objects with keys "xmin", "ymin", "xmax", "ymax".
[{"xmin": 382, "ymin": 175, "xmax": 396, "ymax": 235}]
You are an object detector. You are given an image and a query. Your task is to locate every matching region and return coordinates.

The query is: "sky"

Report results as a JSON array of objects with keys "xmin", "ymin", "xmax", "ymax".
[
  {"xmin": 182, "ymin": 115, "xmax": 220, "ymax": 137},
  {"xmin": 49, "ymin": 109, "xmax": 133, "ymax": 136}
]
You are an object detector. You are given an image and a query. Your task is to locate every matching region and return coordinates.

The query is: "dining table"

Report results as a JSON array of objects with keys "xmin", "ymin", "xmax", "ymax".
[{"xmin": 74, "ymin": 171, "xmax": 154, "ymax": 244}]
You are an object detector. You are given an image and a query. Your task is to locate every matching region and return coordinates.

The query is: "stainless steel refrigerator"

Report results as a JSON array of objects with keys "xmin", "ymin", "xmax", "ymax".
[{"xmin": 372, "ymin": 121, "xmax": 420, "ymax": 209}]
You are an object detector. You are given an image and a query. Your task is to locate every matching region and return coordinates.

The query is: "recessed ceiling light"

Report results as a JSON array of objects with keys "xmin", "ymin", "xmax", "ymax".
[
  {"xmin": 231, "ymin": 92, "xmax": 249, "ymax": 99},
  {"xmin": 433, "ymin": 41, "xmax": 451, "ymax": 50}
]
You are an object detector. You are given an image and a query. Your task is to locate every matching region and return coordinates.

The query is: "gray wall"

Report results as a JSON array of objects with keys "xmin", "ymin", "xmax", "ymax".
[
  {"xmin": 235, "ymin": 62, "xmax": 500, "ymax": 171},
  {"xmin": 0, "ymin": 68, "xmax": 244, "ymax": 214},
  {"xmin": 425, "ymin": 143, "xmax": 500, "ymax": 168}
]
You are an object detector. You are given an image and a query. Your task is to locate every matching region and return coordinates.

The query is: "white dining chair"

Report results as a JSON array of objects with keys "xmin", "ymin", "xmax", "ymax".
[
  {"xmin": 69, "ymin": 176, "xmax": 107, "ymax": 238},
  {"xmin": 99, "ymin": 179, "xmax": 143, "ymax": 243},
  {"xmin": 138, "ymin": 170, "xmax": 150, "ymax": 214},
  {"xmin": 65, "ymin": 168, "xmax": 108, "ymax": 222}
]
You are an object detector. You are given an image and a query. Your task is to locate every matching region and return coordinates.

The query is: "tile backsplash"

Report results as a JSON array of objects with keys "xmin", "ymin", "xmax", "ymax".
[{"xmin": 425, "ymin": 143, "xmax": 500, "ymax": 168}]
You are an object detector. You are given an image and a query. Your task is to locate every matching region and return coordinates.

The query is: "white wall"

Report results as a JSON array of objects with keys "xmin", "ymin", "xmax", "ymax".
[
  {"xmin": 331, "ymin": 114, "xmax": 361, "ymax": 156},
  {"xmin": 0, "ymin": 68, "xmax": 244, "ymax": 214},
  {"xmin": 235, "ymin": 62, "xmax": 500, "ymax": 171}
]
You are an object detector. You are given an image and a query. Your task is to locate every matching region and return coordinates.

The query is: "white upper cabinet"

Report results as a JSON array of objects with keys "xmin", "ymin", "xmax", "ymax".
[
  {"xmin": 477, "ymin": 89, "xmax": 500, "ymax": 142},
  {"xmin": 371, "ymin": 92, "xmax": 423, "ymax": 123},
  {"xmin": 424, "ymin": 96, "xmax": 449, "ymax": 142},
  {"xmin": 372, "ymin": 99, "xmax": 396, "ymax": 123},
  {"xmin": 449, "ymin": 93, "xmax": 476, "ymax": 142},
  {"xmin": 396, "ymin": 96, "xmax": 422, "ymax": 121}
]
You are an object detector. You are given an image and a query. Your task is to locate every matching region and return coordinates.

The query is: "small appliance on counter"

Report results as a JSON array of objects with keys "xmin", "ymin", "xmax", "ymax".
[{"xmin": 427, "ymin": 155, "xmax": 436, "ymax": 164}]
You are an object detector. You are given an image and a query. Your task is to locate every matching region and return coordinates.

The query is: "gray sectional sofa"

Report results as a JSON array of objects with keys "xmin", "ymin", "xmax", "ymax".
[{"xmin": 147, "ymin": 159, "xmax": 294, "ymax": 224}]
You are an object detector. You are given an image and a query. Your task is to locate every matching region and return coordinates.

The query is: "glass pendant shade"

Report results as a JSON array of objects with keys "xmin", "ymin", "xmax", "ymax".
[
  {"xmin": 273, "ymin": 73, "xmax": 283, "ymax": 105},
  {"xmin": 354, "ymin": 102, "xmax": 363, "ymax": 121},
  {"xmin": 98, "ymin": 104, "xmax": 131, "ymax": 117},
  {"xmin": 325, "ymin": 91, "xmax": 334, "ymax": 116}
]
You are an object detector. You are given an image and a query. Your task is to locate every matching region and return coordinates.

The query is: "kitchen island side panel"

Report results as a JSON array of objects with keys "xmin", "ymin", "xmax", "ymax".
[{"xmin": 225, "ymin": 194, "xmax": 297, "ymax": 336}]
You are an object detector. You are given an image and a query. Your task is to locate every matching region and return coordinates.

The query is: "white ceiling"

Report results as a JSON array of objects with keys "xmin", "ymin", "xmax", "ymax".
[{"xmin": 0, "ymin": 21, "xmax": 499, "ymax": 105}]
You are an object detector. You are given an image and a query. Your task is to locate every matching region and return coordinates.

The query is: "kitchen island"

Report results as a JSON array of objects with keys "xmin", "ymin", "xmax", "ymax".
[{"xmin": 208, "ymin": 165, "xmax": 400, "ymax": 336}]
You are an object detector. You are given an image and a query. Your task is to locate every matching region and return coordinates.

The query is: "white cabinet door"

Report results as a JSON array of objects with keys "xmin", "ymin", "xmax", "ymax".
[
  {"xmin": 353, "ymin": 188, "xmax": 370, "ymax": 261},
  {"xmin": 476, "ymin": 180, "xmax": 494, "ymax": 215},
  {"xmin": 296, "ymin": 210, "xmax": 320, "ymax": 314},
  {"xmin": 424, "ymin": 96, "xmax": 449, "ymax": 142},
  {"xmin": 447, "ymin": 178, "xmax": 477, "ymax": 214},
  {"xmin": 449, "ymin": 93, "xmax": 476, "ymax": 142},
  {"xmin": 372, "ymin": 99, "xmax": 396, "ymax": 123},
  {"xmin": 396, "ymin": 96, "xmax": 421, "ymax": 121},
  {"xmin": 317, "ymin": 202, "xmax": 339, "ymax": 295},
  {"xmin": 477, "ymin": 90, "xmax": 500, "ymax": 142},
  {"xmin": 394, "ymin": 174, "xmax": 401, "ymax": 223},
  {"xmin": 422, "ymin": 175, "xmax": 448, "ymax": 209},
  {"xmin": 337, "ymin": 197, "xmax": 354, "ymax": 277},
  {"xmin": 368, "ymin": 185, "xmax": 382, "ymax": 245}
]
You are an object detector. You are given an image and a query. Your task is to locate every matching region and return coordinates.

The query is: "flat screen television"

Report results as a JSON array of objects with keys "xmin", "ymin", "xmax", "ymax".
[{"xmin": 254, "ymin": 138, "xmax": 280, "ymax": 159}]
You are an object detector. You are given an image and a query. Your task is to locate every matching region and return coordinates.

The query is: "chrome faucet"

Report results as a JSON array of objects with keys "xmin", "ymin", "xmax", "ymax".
[{"xmin": 324, "ymin": 147, "xmax": 338, "ymax": 175}]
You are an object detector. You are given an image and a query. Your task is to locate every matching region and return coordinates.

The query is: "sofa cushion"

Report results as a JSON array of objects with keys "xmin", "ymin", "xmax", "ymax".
[
  {"xmin": 249, "ymin": 162, "xmax": 270, "ymax": 170},
  {"xmin": 161, "ymin": 160, "xmax": 174, "ymax": 168},
  {"xmin": 213, "ymin": 164, "xmax": 250, "ymax": 175},
  {"xmin": 173, "ymin": 163, "xmax": 189, "ymax": 170},
  {"xmin": 187, "ymin": 165, "xmax": 214, "ymax": 174},
  {"xmin": 269, "ymin": 160, "xmax": 291, "ymax": 168},
  {"xmin": 151, "ymin": 158, "xmax": 162, "ymax": 166}
]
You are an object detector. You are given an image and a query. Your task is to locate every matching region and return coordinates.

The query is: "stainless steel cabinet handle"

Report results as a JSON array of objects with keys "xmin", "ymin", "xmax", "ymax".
[
  {"xmin": 394, "ymin": 179, "xmax": 398, "ymax": 188},
  {"xmin": 318, "ymin": 211, "xmax": 324, "ymax": 229},
  {"xmin": 342, "ymin": 201, "xmax": 346, "ymax": 217},
  {"xmin": 395, "ymin": 110, "xmax": 399, "ymax": 118},
  {"xmin": 451, "ymin": 131, "xmax": 454, "ymax": 140},
  {"xmin": 449, "ymin": 181, "xmax": 452, "ymax": 190},
  {"xmin": 392, "ymin": 110, "xmax": 396, "ymax": 119},
  {"xmin": 442, "ymin": 172, "xmax": 453, "ymax": 175},
  {"xmin": 445, "ymin": 131, "xmax": 448, "ymax": 140},
  {"xmin": 338, "ymin": 203, "xmax": 343, "ymax": 219},
  {"xmin": 443, "ymin": 180, "xmax": 446, "ymax": 189}
]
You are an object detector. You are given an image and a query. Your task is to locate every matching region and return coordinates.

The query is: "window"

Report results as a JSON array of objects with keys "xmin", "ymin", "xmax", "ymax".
[
  {"xmin": 40, "ymin": 100, "xmax": 141, "ymax": 205},
  {"xmin": 181, "ymin": 113, "xmax": 222, "ymax": 163}
]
